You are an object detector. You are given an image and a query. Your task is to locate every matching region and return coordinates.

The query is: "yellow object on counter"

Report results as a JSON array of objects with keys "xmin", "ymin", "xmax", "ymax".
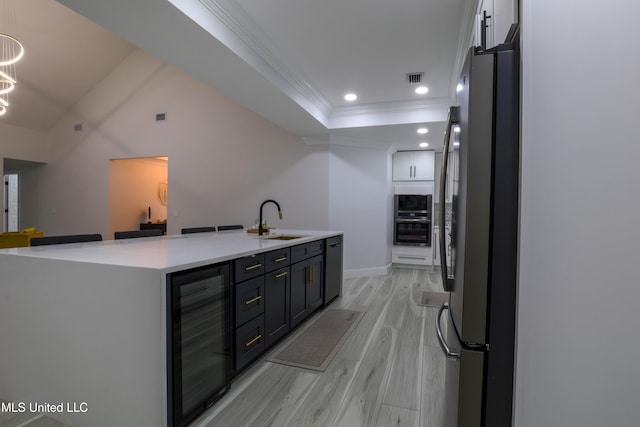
[
  {"xmin": 246, "ymin": 222, "xmax": 269, "ymax": 234},
  {"xmin": 0, "ymin": 228, "xmax": 44, "ymax": 248}
]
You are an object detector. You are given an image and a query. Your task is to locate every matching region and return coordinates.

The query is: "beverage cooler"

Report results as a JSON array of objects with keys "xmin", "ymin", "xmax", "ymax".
[{"xmin": 166, "ymin": 262, "xmax": 231, "ymax": 427}]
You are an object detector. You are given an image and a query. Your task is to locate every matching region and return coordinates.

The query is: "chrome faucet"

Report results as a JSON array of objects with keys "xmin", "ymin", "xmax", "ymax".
[{"xmin": 259, "ymin": 199, "xmax": 282, "ymax": 236}]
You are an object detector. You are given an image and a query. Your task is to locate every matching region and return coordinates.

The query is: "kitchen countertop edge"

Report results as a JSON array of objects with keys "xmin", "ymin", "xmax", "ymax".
[{"xmin": 0, "ymin": 229, "xmax": 343, "ymax": 274}]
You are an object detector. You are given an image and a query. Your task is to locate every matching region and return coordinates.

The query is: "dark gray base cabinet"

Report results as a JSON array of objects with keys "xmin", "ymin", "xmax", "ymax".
[
  {"xmin": 290, "ymin": 254, "xmax": 324, "ymax": 329},
  {"xmin": 235, "ymin": 314, "xmax": 265, "ymax": 371},
  {"xmin": 324, "ymin": 235, "xmax": 343, "ymax": 304},
  {"xmin": 235, "ymin": 276, "xmax": 264, "ymax": 326},
  {"xmin": 233, "ymin": 238, "xmax": 335, "ymax": 374},
  {"xmin": 290, "ymin": 239, "xmax": 324, "ymax": 263},
  {"xmin": 233, "ymin": 254, "xmax": 267, "ymax": 373},
  {"xmin": 264, "ymin": 266, "xmax": 290, "ymax": 347}
]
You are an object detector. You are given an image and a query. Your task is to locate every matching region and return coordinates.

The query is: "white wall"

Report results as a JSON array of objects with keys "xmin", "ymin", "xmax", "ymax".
[
  {"xmin": 517, "ymin": 1, "xmax": 640, "ymax": 426},
  {"xmin": 0, "ymin": 123, "xmax": 48, "ymax": 164},
  {"xmin": 9, "ymin": 48, "xmax": 393, "ymax": 277},
  {"xmin": 328, "ymin": 140, "xmax": 392, "ymax": 276},
  {"xmin": 19, "ymin": 49, "xmax": 330, "ymax": 238}
]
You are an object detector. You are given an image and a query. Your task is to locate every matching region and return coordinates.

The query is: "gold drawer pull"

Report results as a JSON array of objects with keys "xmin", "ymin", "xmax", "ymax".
[
  {"xmin": 245, "ymin": 263, "xmax": 262, "ymax": 271},
  {"xmin": 275, "ymin": 271, "xmax": 288, "ymax": 278},
  {"xmin": 244, "ymin": 295, "xmax": 262, "ymax": 305},
  {"xmin": 245, "ymin": 334, "xmax": 262, "ymax": 347},
  {"xmin": 274, "ymin": 257, "xmax": 287, "ymax": 262}
]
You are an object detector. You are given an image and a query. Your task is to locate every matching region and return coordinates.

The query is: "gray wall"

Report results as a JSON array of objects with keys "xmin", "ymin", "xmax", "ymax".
[{"xmin": 516, "ymin": 1, "xmax": 640, "ymax": 425}]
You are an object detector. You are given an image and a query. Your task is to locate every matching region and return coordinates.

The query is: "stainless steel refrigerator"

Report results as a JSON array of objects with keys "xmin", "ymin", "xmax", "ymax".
[{"xmin": 436, "ymin": 26, "xmax": 520, "ymax": 427}]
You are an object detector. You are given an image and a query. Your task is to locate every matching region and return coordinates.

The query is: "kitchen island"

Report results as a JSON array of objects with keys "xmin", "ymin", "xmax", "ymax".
[{"xmin": 0, "ymin": 229, "xmax": 342, "ymax": 427}]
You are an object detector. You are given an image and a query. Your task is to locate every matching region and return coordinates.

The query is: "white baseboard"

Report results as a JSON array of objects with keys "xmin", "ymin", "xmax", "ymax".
[
  {"xmin": 391, "ymin": 263, "xmax": 437, "ymax": 270},
  {"xmin": 343, "ymin": 264, "xmax": 391, "ymax": 279}
]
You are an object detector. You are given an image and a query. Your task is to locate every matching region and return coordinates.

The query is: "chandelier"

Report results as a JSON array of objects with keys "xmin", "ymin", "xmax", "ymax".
[{"xmin": 0, "ymin": 0, "xmax": 24, "ymax": 116}]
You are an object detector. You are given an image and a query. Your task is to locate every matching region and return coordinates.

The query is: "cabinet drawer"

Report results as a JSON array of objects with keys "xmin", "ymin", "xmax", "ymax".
[
  {"xmin": 308, "ymin": 240, "xmax": 324, "ymax": 258},
  {"xmin": 392, "ymin": 246, "xmax": 433, "ymax": 266},
  {"xmin": 234, "ymin": 254, "xmax": 265, "ymax": 282},
  {"xmin": 326, "ymin": 235, "xmax": 342, "ymax": 247},
  {"xmin": 235, "ymin": 314, "xmax": 265, "ymax": 371},
  {"xmin": 264, "ymin": 248, "xmax": 291, "ymax": 272},
  {"xmin": 235, "ymin": 276, "xmax": 264, "ymax": 326},
  {"xmin": 290, "ymin": 240, "xmax": 324, "ymax": 263}
]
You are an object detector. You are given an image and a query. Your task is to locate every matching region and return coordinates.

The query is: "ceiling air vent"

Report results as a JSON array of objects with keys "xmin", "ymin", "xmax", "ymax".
[{"xmin": 406, "ymin": 72, "xmax": 424, "ymax": 85}]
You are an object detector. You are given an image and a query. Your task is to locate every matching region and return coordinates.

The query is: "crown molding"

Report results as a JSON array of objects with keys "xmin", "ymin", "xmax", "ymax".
[
  {"xmin": 178, "ymin": 0, "xmax": 459, "ymax": 133},
  {"xmin": 329, "ymin": 97, "xmax": 451, "ymax": 129},
  {"xmin": 302, "ymin": 134, "xmax": 391, "ymax": 150},
  {"xmin": 198, "ymin": 0, "xmax": 332, "ymax": 123},
  {"xmin": 331, "ymin": 97, "xmax": 452, "ymax": 117},
  {"xmin": 329, "ymin": 134, "xmax": 391, "ymax": 150},
  {"xmin": 301, "ymin": 135, "xmax": 331, "ymax": 146}
]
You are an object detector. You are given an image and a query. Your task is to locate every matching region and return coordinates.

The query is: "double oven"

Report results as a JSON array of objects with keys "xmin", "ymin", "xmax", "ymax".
[{"xmin": 394, "ymin": 194, "xmax": 432, "ymax": 246}]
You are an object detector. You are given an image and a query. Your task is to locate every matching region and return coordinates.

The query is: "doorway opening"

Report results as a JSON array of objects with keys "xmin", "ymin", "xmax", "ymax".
[{"xmin": 108, "ymin": 156, "xmax": 168, "ymax": 239}]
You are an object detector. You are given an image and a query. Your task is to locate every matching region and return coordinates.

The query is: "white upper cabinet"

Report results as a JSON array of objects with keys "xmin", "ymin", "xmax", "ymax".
[
  {"xmin": 393, "ymin": 151, "xmax": 435, "ymax": 181},
  {"xmin": 393, "ymin": 151, "xmax": 414, "ymax": 181},
  {"xmin": 475, "ymin": 0, "xmax": 518, "ymax": 50},
  {"xmin": 413, "ymin": 151, "xmax": 435, "ymax": 180}
]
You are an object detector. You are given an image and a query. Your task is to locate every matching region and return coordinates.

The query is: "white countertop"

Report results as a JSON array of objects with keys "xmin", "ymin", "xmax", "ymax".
[{"xmin": 0, "ymin": 229, "xmax": 342, "ymax": 273}]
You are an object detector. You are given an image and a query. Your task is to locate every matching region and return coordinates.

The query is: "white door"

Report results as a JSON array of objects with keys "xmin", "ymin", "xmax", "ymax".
[{"xmin": 3, "ymin": 174, "xmax": 19, "ymax": 232}]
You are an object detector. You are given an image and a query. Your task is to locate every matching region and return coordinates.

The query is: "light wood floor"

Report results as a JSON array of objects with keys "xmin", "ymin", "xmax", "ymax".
[
  {"xmin": 0, "ymin": 268, "xmax": 446, "ymax": 427},
  {"xmin": 195, "ymin": 267, "xmax": 448, "ymax": 427}
]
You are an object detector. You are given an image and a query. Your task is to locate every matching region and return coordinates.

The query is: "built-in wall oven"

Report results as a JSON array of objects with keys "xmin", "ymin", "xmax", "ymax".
[
  {"xmin": 394, "ymin": 194, "xmax": 432, "ymax": 246},
  {"xmin": 167, "ymin": 262, "xmax": 231, "ymax": 427}
]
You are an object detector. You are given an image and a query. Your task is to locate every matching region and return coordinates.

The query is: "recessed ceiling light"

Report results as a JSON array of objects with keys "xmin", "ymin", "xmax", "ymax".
[
  {"xmin": 344, "ymin": 93, "xmax": 357, "ymax": 101},
  {"xmin": 415, "ymin": 86, "xmax": 429, "ymax": 95},
  {"xmin": 417, "ymin": 128, "xmax": 428, "ymax": 134},
  {"xmin": 419, "ymin": 142, "xmax": 429, "ymax": 148},
  {"xmin": 456, "ymin": 84, "xmax": 464, "ymax": 92}
]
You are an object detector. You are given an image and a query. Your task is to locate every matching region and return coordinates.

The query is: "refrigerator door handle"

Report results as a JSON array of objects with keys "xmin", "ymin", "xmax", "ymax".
[
  {"xmin": 436, "ymin": 302, "xmax": 461, "ymax": 360},
  {"xmin": 439, "ymin": 106, "xmax": 459, "ymax": 292}
]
